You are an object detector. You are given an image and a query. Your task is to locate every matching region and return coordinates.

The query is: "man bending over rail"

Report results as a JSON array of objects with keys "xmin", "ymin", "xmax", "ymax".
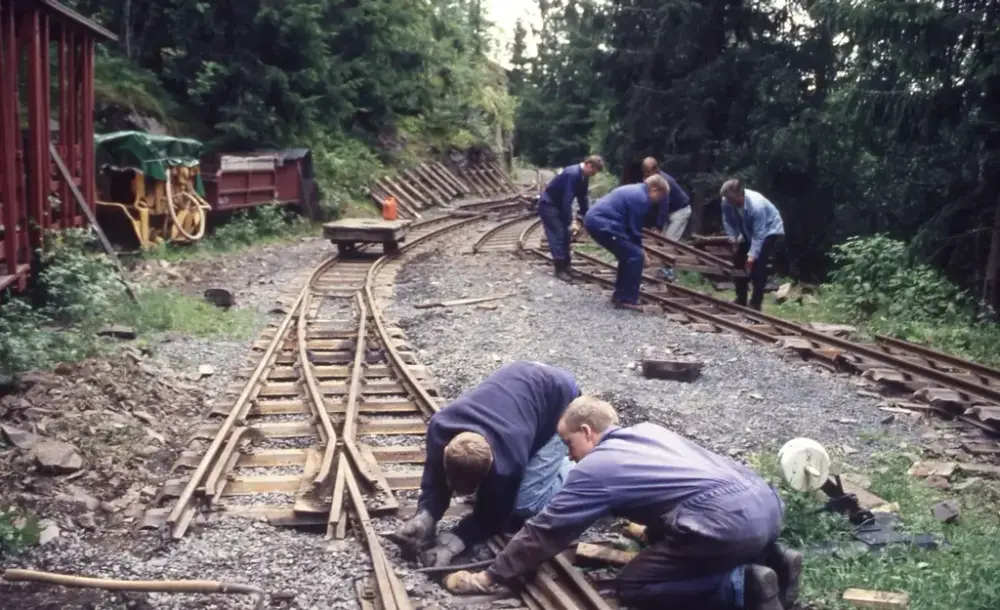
[
  {"xmin": 537, "ymin": 155, "xmax": 605, "ymax": 280},
  {"xmin": 720, "ymin": 178, "xmax": 785, "ymax": 311},
  {"xmin": 388, "ymin": 361, "xmax": 581, "ymax": 567},
  {"xmin": 583, "ymin": 174, "xmax": 670, "ymax": 311},
  {"xmin": 443, "ymin": 396, "xmax": 804, "ymax": 610}
]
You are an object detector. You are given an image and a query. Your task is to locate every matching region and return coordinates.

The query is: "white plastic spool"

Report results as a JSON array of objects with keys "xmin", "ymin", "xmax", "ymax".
[{"xmin": 777, "ymin": 438, "xmax": 831, "ymax": 492}]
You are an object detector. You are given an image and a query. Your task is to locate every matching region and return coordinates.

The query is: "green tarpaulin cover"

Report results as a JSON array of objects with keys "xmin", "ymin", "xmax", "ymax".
[{"xmin": 94, "ymin": 131, "xmax": 206, "ymax": 195}]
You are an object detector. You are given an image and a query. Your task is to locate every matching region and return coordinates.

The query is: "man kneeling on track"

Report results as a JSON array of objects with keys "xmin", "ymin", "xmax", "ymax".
[
  {"xmin": 583, "ymin": 174, "xmax": 670, "ymax": 311},
  {"xmin": 443, "ymin": 396, "xmax": 804, "ymax": 610},
  {"xmin": 387, "ymin": 361, "xmax": 581, "ymax": 567}
]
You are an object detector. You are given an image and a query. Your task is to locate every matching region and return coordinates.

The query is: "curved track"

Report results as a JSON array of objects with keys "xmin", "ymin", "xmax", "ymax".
[
  {"xmin": 519, "ymin": 218, "xmax": 1000, "ymax": 433},
  {"xmin": 143, "ymin": 191, "xmax": 611, "ymax": 610}
]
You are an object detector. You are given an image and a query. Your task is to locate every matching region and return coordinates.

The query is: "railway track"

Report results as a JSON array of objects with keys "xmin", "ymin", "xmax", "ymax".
[
  {"xmin": 142, "ymin": 192, "xmax": 612, "ymax": 610},
  {"xmin": 519, "ymin": 219, "xmax": 1000, "ymax": 435}
]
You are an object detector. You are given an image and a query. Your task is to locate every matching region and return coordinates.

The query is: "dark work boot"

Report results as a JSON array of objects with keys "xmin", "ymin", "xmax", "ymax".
[
  {"xmin": 554, "ymin": 260, "xmax": 573, "ymax": 283},
  {"xmin": 763, "ymin": 543, "xmax": 803, "ymax": 607},
  {"xmin": 744, "ymin": 565, "xmax": 783, "ymax": 610}
]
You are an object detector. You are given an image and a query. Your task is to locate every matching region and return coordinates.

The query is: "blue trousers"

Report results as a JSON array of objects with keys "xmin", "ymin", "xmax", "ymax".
[
  {"xmin": 538, "ymin": 202, "xmax": 571, "ymax": 263},
  {"xmin": 616, "ymin": 484, "xmax": 784, "ymax": 610},
  {"xmin": 583, "ymin": 217, "xmax": 643, "ymax": 304},
  {"xmin": 513, "ymin": 434, "xmax": 574, "ymax": 518}
]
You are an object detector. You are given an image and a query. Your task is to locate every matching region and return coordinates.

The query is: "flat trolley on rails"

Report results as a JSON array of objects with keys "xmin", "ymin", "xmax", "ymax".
[{"xmin": 322, "ymin": 218, "xmax": 410, "ymax": 255}]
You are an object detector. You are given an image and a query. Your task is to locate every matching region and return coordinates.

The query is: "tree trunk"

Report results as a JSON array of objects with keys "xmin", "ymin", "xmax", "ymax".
[{"xmin": 984, "ymin": 195, "xmax": 1000, "ymax": 312}]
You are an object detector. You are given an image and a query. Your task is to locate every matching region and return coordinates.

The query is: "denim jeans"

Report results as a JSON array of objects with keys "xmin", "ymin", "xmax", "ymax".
[{"xmin": 513, "ymin": 434, "xmax": 574, "ymax": 517}]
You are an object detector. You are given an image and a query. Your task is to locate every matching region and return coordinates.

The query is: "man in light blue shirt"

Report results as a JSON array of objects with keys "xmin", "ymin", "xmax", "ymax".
[{"xmin": 720, "ymin": 179, "xmax": 785, "ymax": 311}]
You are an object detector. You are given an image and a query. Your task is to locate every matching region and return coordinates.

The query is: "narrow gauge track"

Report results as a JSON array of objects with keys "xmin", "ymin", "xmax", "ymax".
[
  {"xmin": 473, "ymin": 213, "xmax": 539, "ymax": 253},
  {"xmin": 518, "ymin": 219, "xmax": 1000, "ymax": 434},
  {"xmin": 143, "ymin": 194, "xmax": 611, "ymax": 610}
]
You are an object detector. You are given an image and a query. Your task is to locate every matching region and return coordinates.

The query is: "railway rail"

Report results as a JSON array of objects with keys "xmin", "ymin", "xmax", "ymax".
[
  {"xmin": 142, "ymin": 187, "xmax": 612, "ymax": 610},
  {"xmin": 518, "ymin": 219, "xmax": 1000, "ymax": 436}
]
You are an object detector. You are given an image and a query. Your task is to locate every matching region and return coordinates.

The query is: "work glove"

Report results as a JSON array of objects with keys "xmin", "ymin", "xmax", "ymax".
[
  {"xmin": 387, "ymin": 509, "xmax": 436, "ymax": 557},
  {"xmin": 570, "ymin": 218, "xmax": 583, "ymax": 241},
  {"xmin": 419, "ymin": 530, "xmax": 466, "ymax": 568},
  {"xmin": 621, "ymin": 520, "xmax": 648, "ymax": 544},
  {"xmin": 444, "ymin": 570, "xmax": 494, "ymax": 595}
]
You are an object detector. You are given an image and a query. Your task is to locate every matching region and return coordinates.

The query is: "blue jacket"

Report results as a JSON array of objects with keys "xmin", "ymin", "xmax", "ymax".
[
  {"xmin": 655, "ymin": 171, "xmax": 690, "ymax": 228},
  {"xmin": 540, "ymin": 164, "xmax": 590, "ymax": 223},
  {"xmin": 487, "ymin": 423, "xmax": 782, "ymax": 582},
  {"xmin": 417, "ymin": 361, "xmax": 580, "ymax": 546},
  {"xmin": 721, "ymin": 189, "xmax": 785, "ymax": 258},
  {"xmin": 584, "ymin": 183, "xmax": 653, "ymax": 244}
]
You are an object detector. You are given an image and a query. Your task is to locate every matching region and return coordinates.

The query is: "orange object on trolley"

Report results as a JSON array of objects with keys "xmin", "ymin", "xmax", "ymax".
[{"xmin": 382, "ymin": 196, "xmax": 398, "ymax": 220}]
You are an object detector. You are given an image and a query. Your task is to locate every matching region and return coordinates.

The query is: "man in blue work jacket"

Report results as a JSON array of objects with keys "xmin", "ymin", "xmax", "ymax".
[
  {"xmin": 720, "ymin": 178, "xmax": 785, "ymax": 311},
  {"xmin": 444, "ymin": 397, "xmax": 804, "ymax": 610},
  {"xmin": 642, "ymin": 157, "xmax": 692, "ymax": 281},
  {"xmin": 537, "ymin": 155, "xmax": 604, "ymax": 279},
  {"xmin": 583, "ymin": 174, "xmax": 670, "ymax": 311},
  {"xmin": 388, "ymin": 361, "xmax": 581, "ymax": 567}
]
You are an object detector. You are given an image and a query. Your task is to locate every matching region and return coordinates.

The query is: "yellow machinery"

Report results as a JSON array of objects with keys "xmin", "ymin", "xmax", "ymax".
[{"xmin": 94, "ymin": 131, "xmax": 212, "ymax": 249}]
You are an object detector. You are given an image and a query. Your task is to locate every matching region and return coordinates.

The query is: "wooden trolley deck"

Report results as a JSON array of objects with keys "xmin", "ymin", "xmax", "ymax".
[{"xmin": 322, "ymin": 218, "xmax": 410, "ymax": 255}]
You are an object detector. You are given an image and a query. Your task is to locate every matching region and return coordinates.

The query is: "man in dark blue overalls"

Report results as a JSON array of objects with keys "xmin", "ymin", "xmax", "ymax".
[
  {"xmin": 388, "ymin": 361, "xmax": 581, "ymax": 567},
  {"xmin": 641, "ymin": 157, "xmax": 692, "ymax": 281},
  {"xmin": 537, "ymin": 156, "xmax": 604, "ymax": 279},
  {"xmin": 583, "ymin": 174, "xmax": 669, "ymax": 310}
]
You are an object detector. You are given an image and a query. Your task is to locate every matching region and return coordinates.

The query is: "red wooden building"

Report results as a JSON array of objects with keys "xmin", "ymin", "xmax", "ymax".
[{"xmin": 0, "ymin": 0, "xmax": 114, "ymax": 292}]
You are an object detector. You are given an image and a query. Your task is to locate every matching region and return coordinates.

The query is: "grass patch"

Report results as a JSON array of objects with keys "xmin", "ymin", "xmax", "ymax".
[
  {"xmin": 113, "ymin": 287, "xmax": 257, "ymax": 340},
  {"xmin": 0, "ymin": 508, "xmax": 40, "ymax": 559},
  {"xmin": 0, "ymin": 229, "xmax": 259, "ymax": 383},
  {"xmin": 750, "ymin": 452, "xmax": 1000, "ymax": 609},
  {"xmin": 141, "ymin": 204, "xmax": 320, "ymax": 263}
]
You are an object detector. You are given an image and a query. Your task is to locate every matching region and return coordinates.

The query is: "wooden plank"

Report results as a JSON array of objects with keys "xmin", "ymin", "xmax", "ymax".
[
  {"xmin": 414, "ymin": 293, "xmax": 514, "ymax": 309},
  {"xmin": 842, "ymin": 589, "xmax": 909, "ymax": 609},
  {"xmin": 574, "ymin": 542, "xmax": 636, "ymax": 567},
  {"xmin": 358, "ymin": 443, "xmax": 400, "ymax": 511},
  {"xmin": 293, "ymin": 446, "xmax": 326, "ymax": 513}
]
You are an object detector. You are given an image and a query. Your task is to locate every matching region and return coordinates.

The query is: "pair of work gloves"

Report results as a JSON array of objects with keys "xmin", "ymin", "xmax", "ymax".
[
  {"xmin": 390, "ymin": 510, "xmax": 496, "ymax": 594},
  {"xmin": 391, "ymin": 510, "xmax": 462, "ymax": 566}
]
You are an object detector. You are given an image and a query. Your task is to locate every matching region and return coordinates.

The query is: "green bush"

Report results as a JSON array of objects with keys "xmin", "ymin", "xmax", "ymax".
[
  {"xmin": 0, "ymin": 508, "xmax": 40, "ymax": 558},
  {"xmin": 829, "ymin": 234, "xmax": 1000, "ymax": 365},
  {"xmin": 37, "ymin": 229, "xmax": 126, "ymax": 325},
  {"xmin": 309, "ymin": 134, "xmax": 385, "ymax": 218},
  {"xmin": 0, "ymin": 226, "xmax": 259, "ymax": 383}
]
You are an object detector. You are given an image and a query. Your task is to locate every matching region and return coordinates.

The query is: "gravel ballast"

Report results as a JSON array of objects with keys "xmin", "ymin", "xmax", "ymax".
[
  {"xmin": 386, "ymin": 244, "xmax": 919, "ymax": 459},
  {"xmin": 0, "ymin": 218, "xmax": 960, "ymax": 610}
]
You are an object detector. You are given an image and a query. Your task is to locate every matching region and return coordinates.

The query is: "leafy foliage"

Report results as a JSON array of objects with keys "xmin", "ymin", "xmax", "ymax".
[
  {"xmin": 65, "ymin": 0, "xmax": 513, "ymax": 216},
  {"xmin": 0, "ymin": 508, "xmax": 40, "ymax": 558},
  {"xmin": 828, "ymin": 235, "xmax": 1000, "ymax": 365},
  {"xmin": 510, "ymin": 0, "xmax": 1000, "ymax": 311},
  {"xmin": 0, "ymin": 229, "xmax": 255, "ymax": 383}
]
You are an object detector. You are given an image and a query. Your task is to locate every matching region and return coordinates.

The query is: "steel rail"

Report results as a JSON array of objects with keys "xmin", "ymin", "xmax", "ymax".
[
  {"xmin": 542, "ymin": 243, "xmax": 1000, "ymax": 406},
  {"xmin": 163, "ymin": 211, "xmax": 484, "ymax": 539},
  {"xmin": 641, "ymin": 229, "xmax": 741, "ymax": 275},
  {"xmin": 297, "ymin": 290, "xmax": 343, "ymax": 489},
  {"xmin": 363, "ymin": 214, "xmax": 489, "ymax": 418},
  {"xmin": 873, "ymin": 334, "xmax": 1000, "ymax": 384},
  {"xmin": 166, "ymin": 253, "xmax": 338, "ymax": 538},
  {"xmin": 472, "ymin": 212, "xmax": 535, "ymax": 253}
]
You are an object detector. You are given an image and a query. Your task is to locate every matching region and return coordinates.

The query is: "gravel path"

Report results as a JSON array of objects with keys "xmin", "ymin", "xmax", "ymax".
[
  {"xmin": 0, "ymin": 220, "xmax": 953, "ymax": 610},
  {"xmin": 386, "ymin": 245, "xmax": 921, "ymax": 461}
]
